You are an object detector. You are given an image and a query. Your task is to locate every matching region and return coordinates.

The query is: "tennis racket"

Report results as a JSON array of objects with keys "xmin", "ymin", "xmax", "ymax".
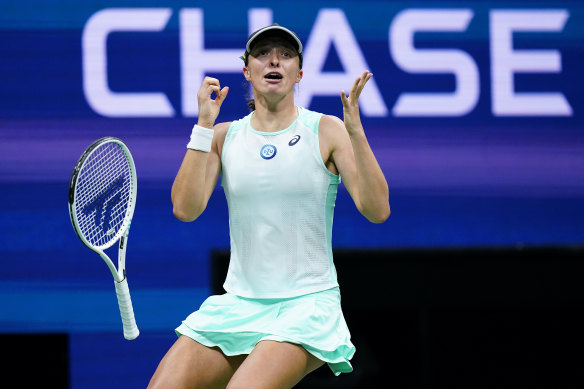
[{"xmin": 68, "ymin": 137, "xmax": 139, "ymax": 340}]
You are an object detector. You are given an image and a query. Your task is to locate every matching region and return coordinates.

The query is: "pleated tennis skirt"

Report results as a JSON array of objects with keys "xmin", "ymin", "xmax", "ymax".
[{"xmin": 175, "ymin": 286, "xmax": 355, "ymax": 375}]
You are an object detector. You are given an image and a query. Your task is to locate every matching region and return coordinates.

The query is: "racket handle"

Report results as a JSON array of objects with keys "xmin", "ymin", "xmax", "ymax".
[{"xmin": 114, "ymin": 277, "xmax": 140, "ymax": 340}]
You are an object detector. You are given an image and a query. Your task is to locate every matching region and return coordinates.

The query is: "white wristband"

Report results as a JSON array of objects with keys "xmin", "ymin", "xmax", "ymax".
[{"xmin": 187, "ymin": 124, "xmax": 214, "ymax": 152}]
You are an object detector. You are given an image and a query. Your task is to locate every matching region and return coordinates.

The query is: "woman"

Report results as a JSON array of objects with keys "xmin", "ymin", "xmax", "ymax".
[{"xmin": 148, "ymin": 23, "xmax": 390, "ymax": 389}]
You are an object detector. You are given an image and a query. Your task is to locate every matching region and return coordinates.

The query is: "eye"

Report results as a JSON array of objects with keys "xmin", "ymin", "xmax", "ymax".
[{"xmin": 252, "ymin": 47, "xmax": 269, "ymax": 57}]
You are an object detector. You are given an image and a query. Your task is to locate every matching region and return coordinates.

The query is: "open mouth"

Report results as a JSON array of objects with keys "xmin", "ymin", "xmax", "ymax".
[{"xmin": 264, "ymin": 72, "xmax": 283, "ymax": 80}]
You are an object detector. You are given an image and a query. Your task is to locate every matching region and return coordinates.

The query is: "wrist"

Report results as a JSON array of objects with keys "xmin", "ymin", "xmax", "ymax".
[
  {"xmin": 187, "ymin": 124, "xmax": 214, "ymax": 152},
  {"xmin": 197, "ymin": 120, "xmax": 214, "ymax": 129},
  {"xmin": 347, "ymin": 125, "xmax": 366, "ymax": 138}
]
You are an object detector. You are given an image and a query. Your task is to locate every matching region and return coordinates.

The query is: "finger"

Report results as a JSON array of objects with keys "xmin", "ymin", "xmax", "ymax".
[
  {"xmin": 349, "ymin": 76, "xmax": 362, "ymax": 100},
  {"xmin": 198, "ymin": 86, "xmax": 218, "ymax": 101},
  {"xmin": 352, "ymin": 71, "xmax": 372, "ymax": 99},
  {"xmin": 207, "ymin": 85, "xmax": 221, "ymax": 99},
  {"xmin": 364, "ymin": 71, "xmax": 373, "ymax": 85},
  {"xmin": 340, "ymin": 90, "xmax": 348, "ymax": 107},
  {"xmin": 215, "ymin": 86, "xmax": 229, "ymax": 106},
  {"xmin": 356, "ymin": 71, "xmax": 371, "ymax": 88},
  {"xmin": 199, "ymin": 77, "xmax": 221, "ymax": 97},
  {"xmin": 357, "ymin": 72, "xmax": 371, "ymax": 90},
  {"xmin": 360, "ymin": 72, "xmax": 371, "ymax": 90},
  {"xmin": 203, "ymin": 76, "xmax": 220, "ymax": 86}
]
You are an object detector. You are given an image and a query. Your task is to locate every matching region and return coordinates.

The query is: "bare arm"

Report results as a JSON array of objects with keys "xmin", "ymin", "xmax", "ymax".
[
  {"xmin": 171, "ymin": 77, "xmax": 229, "ymax": 222},
  {"xmin": 324, "ymin": 71, "xmax": 390, "ymax": 223}
]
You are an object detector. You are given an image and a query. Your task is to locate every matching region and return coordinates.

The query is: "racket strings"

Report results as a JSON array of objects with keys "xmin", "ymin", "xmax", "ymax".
[{"xmin": 75, "ymin": 143, "xmax": 134, "ymax": 248}]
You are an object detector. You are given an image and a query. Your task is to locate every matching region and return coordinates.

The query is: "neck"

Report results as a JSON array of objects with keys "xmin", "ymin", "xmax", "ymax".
[{"xmin": 251, "ymin": 93, "xmax": 298, "ymax": 132}]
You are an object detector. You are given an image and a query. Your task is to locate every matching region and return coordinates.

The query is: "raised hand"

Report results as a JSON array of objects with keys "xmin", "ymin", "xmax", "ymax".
[
  {"xmin": 197, "ymin": 76, "xmax": 229, "ymax": 128},
  {"xmin": 340, "ymin": 71, "xmax": 372, "ymax": 135}
]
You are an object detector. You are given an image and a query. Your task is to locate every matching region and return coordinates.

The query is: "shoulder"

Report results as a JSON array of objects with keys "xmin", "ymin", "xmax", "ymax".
[
  {"xmin": 212, "ymin": 121, "xmax": 232, "ymax": 141},
  {"xmin": 213, "ymin": 121, "xmax": 232, "ymax": 133},
  {"xmin": 319, "ymin": 114, "xmax": 344, "ymax": 131},
  {"xmin": 212, "ymin": 121, "xmax": 233, "ymax": 156},
  {"xmin": 318, "ymin": 114, "xmax": 349, "ymax": 149}
]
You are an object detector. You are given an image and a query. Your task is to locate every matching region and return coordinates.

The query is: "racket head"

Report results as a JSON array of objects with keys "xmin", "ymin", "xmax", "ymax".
[{"xmin": 69, "ymin": 137, "xmax": 137, "ymax": 251}]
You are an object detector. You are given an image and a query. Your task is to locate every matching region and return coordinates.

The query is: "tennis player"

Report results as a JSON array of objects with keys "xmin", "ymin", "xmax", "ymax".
[{"xmin": 148, "ymin": 23, "xmax": 390, "ymax": 389}]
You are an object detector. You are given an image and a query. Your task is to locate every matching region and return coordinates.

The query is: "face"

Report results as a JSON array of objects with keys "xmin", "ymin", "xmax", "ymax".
[{"xmin": 243, "ymin": 36, "xmax": 303, "ymax": 95}]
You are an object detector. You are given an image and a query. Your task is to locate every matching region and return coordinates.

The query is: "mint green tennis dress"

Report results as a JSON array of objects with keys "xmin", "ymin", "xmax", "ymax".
[{"xmin": 176, "ymin": 107, "xmax": 355, "ymax": 375}]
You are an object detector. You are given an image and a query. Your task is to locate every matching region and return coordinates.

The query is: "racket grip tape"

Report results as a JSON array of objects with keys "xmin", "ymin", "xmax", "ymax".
[{"xmin": 114, "ymin": 277, "xmax": 140, "ymax": 340}]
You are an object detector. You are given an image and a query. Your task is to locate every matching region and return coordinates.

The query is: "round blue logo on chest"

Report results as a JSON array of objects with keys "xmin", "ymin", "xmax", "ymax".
[{"xmin": 260, "ymin": 144, "xmax": 277, "ymax": 160}]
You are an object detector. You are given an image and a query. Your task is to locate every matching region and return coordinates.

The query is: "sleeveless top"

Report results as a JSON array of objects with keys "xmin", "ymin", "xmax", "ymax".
[{"xmin": 220, "ymin": 107, "xmax": 341, "ymax": 298}]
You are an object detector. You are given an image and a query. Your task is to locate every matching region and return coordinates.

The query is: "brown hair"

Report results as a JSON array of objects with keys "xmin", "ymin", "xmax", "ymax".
[{"xmin": 247, "ymin": 98, "xmax": 256, "ymax": 111}]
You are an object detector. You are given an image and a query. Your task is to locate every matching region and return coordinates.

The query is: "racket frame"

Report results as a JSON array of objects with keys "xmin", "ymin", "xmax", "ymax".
[{"xmin": 68, "ymin": 137, "xmax": 139, "ymax": 340}]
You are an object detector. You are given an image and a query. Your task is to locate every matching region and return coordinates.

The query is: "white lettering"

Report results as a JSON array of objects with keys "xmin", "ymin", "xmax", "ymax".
[
  {"xmin": 297, "ymin": 9, "xmax": 388, "ymax": 116},
  {"xmin": 390, "ymin": 9, "xmax": 479, "ymax": 116},
  {"xmin": 248, "ymin": 8, "xmax": 273, "ymax": 37},
  {"xmin": 82, "ymin": 8, "xmax": 174, "ymax": 117},
  {"xmin": 490, "ymin": 10, "xmax": 572, "ymax": 116},
  {"xmin": 81, "ymin": 7, "xmax": 573, "ymax": 119},
  {"xmin": 180, "ymin": 9, "xmax": 245, "ymax": 117}
]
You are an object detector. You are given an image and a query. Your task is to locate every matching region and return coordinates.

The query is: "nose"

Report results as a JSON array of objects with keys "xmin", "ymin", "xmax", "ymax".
[{"xmin": 269, "ymin": 50, "xmax": 279, "ymax": 66}]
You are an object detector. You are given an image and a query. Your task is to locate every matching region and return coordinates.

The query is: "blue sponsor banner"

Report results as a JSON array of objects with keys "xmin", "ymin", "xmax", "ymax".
[{"xmin": 0, "ymin": 1, "xmax": 582, "ymax": 122}]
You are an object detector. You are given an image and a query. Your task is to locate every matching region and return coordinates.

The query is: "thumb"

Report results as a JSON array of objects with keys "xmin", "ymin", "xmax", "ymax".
[
  {"xmin": 216, "ymin": 86, "xmax": 229, "ymax": 106},
  {"xmin": 340, "ymin": 90, "xmax": 348, "ymax": 107}
]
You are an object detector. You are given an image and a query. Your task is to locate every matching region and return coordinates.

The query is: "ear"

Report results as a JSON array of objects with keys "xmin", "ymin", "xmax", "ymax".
[
  {"xmin": 243, "ymin": 66, "xmax": 251, "ymax": 81},
  {"xmin": 296, "ymin": 69, "xmax": 303, "ymax": 83}
]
